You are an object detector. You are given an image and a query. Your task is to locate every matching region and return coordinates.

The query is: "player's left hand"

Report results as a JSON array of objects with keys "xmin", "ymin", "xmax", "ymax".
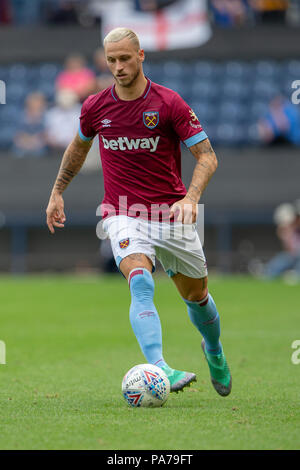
[{"xmin": 169, "ymin": 195, "xmax": 198, "ymax": 224}]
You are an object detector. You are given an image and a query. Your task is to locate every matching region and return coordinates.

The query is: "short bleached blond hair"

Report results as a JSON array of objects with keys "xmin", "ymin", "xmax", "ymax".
[{"xmin": 103, "ymin": 27, "xmax": 140, "ymax": 51}]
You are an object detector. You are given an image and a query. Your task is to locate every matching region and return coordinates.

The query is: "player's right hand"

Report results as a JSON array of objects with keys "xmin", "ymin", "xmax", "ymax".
[{"xmin": 46, "ymin": 192, "xmax": 66, "ymax": 234}]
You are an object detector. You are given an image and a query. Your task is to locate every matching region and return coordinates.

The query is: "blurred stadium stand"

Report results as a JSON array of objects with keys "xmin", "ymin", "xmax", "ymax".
[
  {"xmin": 1, "ymin": 58, "xmax": 300, "ymax": 149},
  {"xmin": 0, "ymin": 21, "xmax": 300, "ymax": 274}
]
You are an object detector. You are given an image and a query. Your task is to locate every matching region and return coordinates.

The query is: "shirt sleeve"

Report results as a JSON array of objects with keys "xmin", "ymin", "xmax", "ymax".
[
  {"xmin": 79, "ymin": 95, "xmax": 97, "ymax": 141},
  {"xmin": 170, "ymin": 92, "xmax": 208, "ymax": 147}
]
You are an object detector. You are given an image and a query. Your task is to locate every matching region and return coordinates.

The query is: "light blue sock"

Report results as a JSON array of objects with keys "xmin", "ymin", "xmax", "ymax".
[
  {"xmin": 184, "ymin": 293, "xmax": 222, "ymax": 355},
  {"xmin": 129, "ymin": 268, "xmax": 166, "ymax": 368}
]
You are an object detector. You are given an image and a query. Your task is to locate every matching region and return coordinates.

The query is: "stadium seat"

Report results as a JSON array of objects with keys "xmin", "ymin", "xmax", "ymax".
[
  {"xmin": 252, "ymin": 80, "xmax": 280, "ymax": 101},
  {"xmin": 224, "ymin": 61, "xmax": 255, "ymax": 80},
  {"xmin": 191, "ymin": 80, "xmax": 218, "ymax": 101},
  {"xmin": 284, "ymin": 60, "xmax": 300, "ymax": 80},
  {"xmin": 225, "ymin": 61, "xmax": 245, "ymax": 78},
  {"xmin": 250, "ymin": 101, "xmax": 269, "ymax": 119},
  {"xmin": 215, "ymin": 123, "xmax": 250, "ymax": 146},
  {"xmin": 0, "ymin": 125, "xmax": 16, "ymax": 150},
  {"xmin": 0, "ymin": 67, "xmax": 9, "ymax": 81},
  {"xmin": 38, "ymin": 63, "xmax": 61, "ymax": 80},
  {"xmin": 222, "ymin": 80, "xmax": 249, "ymax": 99},
  {"xmin": 145, "ymin": 63, "xmax": 163, "ymax": 82},
  {"xmin": 8, "ymin": 64, "xmax": 28, "ymax": 80},
  {"xmin": 189, "ymin": 101, "xmax": 215, "ymax": 125},
  {"xmin": 5, "ymin": 83, "xmax": 27, "ymax": 104},
  {"xmin": 215, "ymin": 123, "xmax": 236, "ymax": 145},
  {"xmin": 193, "ymin": 61, "xmax": 215, "ymax": 79},
  {"xmin": 159, "ymin": 77, "xmax": 190, "ymax": 97},
  {"xmin": 0, "ymin": 104, "xmax": 21, "ymax": 125},
  {"xmin": 218, "ymin": 101, "xmax": 247, "ymax": 122},
  {"xmin": 162, "ymin": 61, "xmax": 184, "ymax": 78},
  {"xmin": 25, "ymin": 65, "xmax": 43, "ymax": 81},
  {"xmin": 247, "ymin": 123, "xmax": 261, "ymax": 145},
  {"xmin": 255, "ymin": 60, "xmax": 281, "ymax": 80},
  {"xmin": 35, "ymin": 82, "xmax": 55, "ymax": 101}
]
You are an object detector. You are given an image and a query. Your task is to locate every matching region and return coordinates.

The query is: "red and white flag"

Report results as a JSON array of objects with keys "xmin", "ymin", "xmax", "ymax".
[{"xmin": 97, "ymin": 0, "xmax": 211, "ymax": 51}]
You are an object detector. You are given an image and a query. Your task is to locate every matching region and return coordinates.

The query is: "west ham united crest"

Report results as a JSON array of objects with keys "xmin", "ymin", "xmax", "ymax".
[
  {"xmin": 143, "ymin": 111, "xmax": 159, "ymax": 129},
  {"xmin": 119, "ymin": 238, "xmax": 130, "ymax": 249}
]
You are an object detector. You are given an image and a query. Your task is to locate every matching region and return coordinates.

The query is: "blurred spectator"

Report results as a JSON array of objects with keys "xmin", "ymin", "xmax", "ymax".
[
  {"xmin": 46, "ymin": 0, "xmax": 79, "ymax": 24},
  {"xmin": 286, "ymin": 0, "xmax": 300, "ymax": 25},
  {"xmin": 249, "ymin": 0, "xmax": 289, "ymax": 23},
  {"xmin": 4, "ymin": 0, "xmax": 295, "ymax": 26},
  {"xmin": 13, "ymin": 92, "xmax": 47, "ymax": 157},
  {"xmin": 93, "ymin": 48, "xmax": 114, "ymax": 92},
  {"xmin": 0, "ymin": 0, "xmax": 12, "ymax": 23},
  {"xmin": 55, "ymin": 53, "xmax": 96, "ymax": 101},
  {"xmin": 134, "ymin": 0, "xmax": 179, "ymax": 11},
  {"xmin": 10, "ymin": 0, "xmax": 42, "ymax": 25},
  {"xmin": 264, "ymin": 201, "xmax": 300, "ymax": 279},
  {"xmin": 45, "ymin": 89, "xmax": 81, "ymax": 151},
  {"xmin": 210, "ymin": 0, "xmax": 250, "ymax": 26},
  {"xmin": 257, "ymin": 96, "xmax": 300, "ymax": 146}
]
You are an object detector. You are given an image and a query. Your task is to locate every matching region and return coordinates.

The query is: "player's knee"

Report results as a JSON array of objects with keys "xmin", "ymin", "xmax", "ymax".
[
  {"xmin": 184, "ymin": 288, "xmax": 208, "ymax": 303},
  {"xmin": 120, "ymin": 254, "xmax": 153, "ymax": 279},
  {"xmin": 183, "ymin": 277, "xmax": 208, "ymax": 303}
]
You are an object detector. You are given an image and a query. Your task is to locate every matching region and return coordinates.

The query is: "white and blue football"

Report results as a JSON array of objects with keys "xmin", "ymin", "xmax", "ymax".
[{"xmin": 122, "ymin": 364, "xmax": 170, "ymax": 408}]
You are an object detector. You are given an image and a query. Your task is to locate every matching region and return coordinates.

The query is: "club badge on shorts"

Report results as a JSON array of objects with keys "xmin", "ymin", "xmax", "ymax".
[
  {"xmin": 143, "ymin": 111, "xmax": 159, "ymax": 129},
  {"xmin": 119, "ymin": 238, "xmax": 130, "ymax": 249}
]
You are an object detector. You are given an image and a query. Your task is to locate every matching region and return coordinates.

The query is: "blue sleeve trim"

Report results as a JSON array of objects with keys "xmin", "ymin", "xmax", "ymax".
[
  {"xmin": 78, "ymin": 124, "xmax": 93, "ymax": 142},
  {"xmin": 184, "ymin": 131, "xmax": 208, "ymax": 147}
]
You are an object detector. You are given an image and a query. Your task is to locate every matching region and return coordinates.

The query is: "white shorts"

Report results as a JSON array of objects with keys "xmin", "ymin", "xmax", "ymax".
[{"xmin": 102, "ymin": 215, "xmax": 207, "ymax": 279}]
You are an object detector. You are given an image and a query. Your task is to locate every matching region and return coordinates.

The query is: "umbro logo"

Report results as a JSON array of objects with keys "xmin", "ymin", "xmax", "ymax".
[{"xmin": 101, "ymin": 119, "xmax": 112, "ymax": 127}]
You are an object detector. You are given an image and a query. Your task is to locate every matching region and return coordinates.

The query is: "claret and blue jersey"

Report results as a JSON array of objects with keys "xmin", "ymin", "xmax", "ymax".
[{"xmin": 79, "ymin": 78, "xmax": 208, "ymax": 218}]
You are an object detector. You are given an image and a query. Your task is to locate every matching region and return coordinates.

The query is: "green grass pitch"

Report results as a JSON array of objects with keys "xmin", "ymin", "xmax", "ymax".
[{"xmin": 0, "ymin": 274, "xmax": 299, "ymax": 450}]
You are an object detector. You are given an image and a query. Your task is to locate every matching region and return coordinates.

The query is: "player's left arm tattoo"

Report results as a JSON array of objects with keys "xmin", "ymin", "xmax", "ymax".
[{"xmin": 186, "ymin": 138, "xmax": 218, "ymax": 203}]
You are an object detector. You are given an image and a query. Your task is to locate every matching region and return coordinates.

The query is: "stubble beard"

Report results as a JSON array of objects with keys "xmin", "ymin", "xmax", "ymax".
[{"xmin": 115, "ymin": 65, "xmax": 141, "ymax": 88}]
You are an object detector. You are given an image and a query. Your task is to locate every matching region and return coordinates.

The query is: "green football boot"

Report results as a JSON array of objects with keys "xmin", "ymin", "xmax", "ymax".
[
  {"xmin": 161, "ymin": 365, "xmax": 196, "ymax": 393},
  {"xmin": 201, "ymin": 340, "xmax": 232, "ymax": 397}
]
